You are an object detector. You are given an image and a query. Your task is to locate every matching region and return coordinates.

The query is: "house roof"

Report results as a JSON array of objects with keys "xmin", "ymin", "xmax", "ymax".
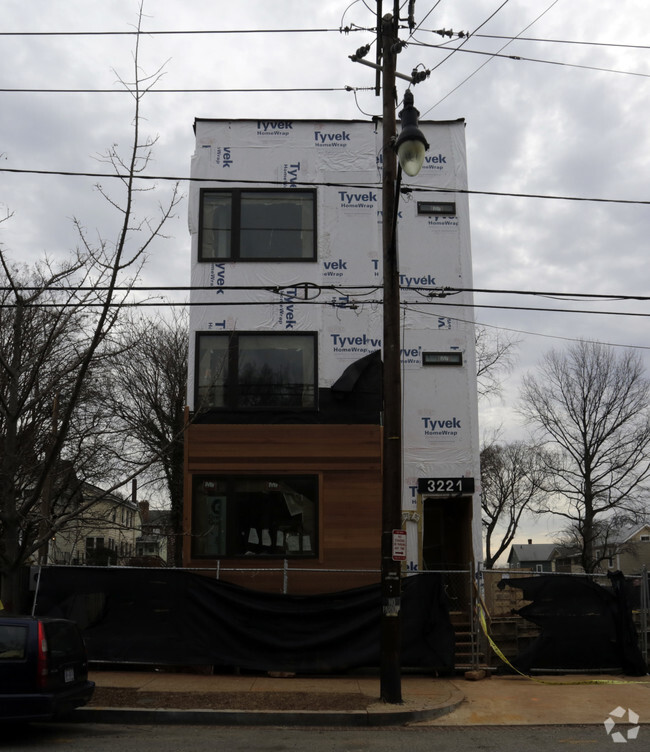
[
  {"xmin": 81, "ymin": 482, "xmax": 136, "ymax": 509},
  {"xmin": 148, "ymin": 509, "xmax": 171, "ymax": 525},
  {"xmin": 508, "ymin": 543, "xmax": 558, "ymax": 564},
  {"xmin": 607, "ymin": 523, "xmax": 650, "ymax": 545}
]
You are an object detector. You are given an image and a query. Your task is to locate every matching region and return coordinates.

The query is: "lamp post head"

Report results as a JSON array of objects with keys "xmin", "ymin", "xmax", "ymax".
[{"xmin": 395, "ymin": 89, "xmax": 429, "ymax": 177}]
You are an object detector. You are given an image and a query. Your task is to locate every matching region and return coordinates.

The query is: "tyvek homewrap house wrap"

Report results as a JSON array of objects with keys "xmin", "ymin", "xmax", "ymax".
[{"xmin": 185, "ymin": 118, "xmax": 481, "ymax": 584}]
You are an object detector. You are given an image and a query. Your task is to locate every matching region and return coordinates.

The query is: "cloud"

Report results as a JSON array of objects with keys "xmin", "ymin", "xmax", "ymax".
[{"xmin": 1, "ymin": 0, "xmax": 649, "ymax": 440}]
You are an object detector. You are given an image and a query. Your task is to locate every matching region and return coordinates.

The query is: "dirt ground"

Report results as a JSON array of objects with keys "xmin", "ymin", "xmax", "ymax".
[{"xmin": 88, "ymin": 687, "xmax": 374, "ymax": 711}]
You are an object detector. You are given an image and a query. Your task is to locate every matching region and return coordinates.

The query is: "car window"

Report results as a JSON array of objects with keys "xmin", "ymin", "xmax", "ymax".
[
  {"xmin": 44, "ymin": 622, "xmax": 84, "ymax": 658},
  {"xmin": 0, "ymin": 625, "xmax": 27, "ymax": 660}
]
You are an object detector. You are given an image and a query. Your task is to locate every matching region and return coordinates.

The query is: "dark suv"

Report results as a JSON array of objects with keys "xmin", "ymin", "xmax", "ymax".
[{"xmin": 0, "ymin": 614, "xmax": 94, "ymax": 722}]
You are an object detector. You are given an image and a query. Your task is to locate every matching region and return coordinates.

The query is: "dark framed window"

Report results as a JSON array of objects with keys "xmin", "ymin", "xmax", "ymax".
[
  {"xmin": 196, "ymin": 331, "xmax": 317, "ymax": 410},
  {"xmin": 422, "ymin": 351, "xmax": 463, "ymax": 366},
  {"xmin": 417, "ymin": 201, "xmax": 456, "ymax": 216},
  {"xmin": 199, "ymin": 188, "xmax": 316, "ymax": 261},
  {"xmin": 191, "ymin": 474, "xmax": 319, "ymax": 558}
]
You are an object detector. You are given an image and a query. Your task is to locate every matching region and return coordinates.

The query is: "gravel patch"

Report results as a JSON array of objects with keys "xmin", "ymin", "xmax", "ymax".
[{"xmin": 89, "ymin": 687, "xmax": 374, "ymax": 712}]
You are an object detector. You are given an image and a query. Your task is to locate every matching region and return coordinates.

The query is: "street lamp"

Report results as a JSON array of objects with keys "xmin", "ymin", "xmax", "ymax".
[
  {"xmin": 380, "ymin": 31, "xmax": 429, "ymax": 703},
  {"xmin": 395, "ymin": 90, "xmax": 430, "ymax": 177}
]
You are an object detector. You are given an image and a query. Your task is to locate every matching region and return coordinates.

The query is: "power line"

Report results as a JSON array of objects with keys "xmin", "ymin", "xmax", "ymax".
[
  {"xmin": 0, "ymin": 27, "xmax": 362, "ymax": 36},
  {"xmin": 2, "ymin": 166, "xmax": 649, "ymax": 207},
  {"xmin": 0, "ymin": 87, "xmax": 359, "ymax": 95},
  {"xmin": 410, "ymin": 39, "xmax": 650, "ymax": 79},
  {"xmin": 423, "ymin": 299, "xmax": 650, "ymax": 318},
  {"xmin": 4, "ymin": 294, "xmax": 647, "ymax": 354},
  {"xmin": 2, "ymin": 292, "xmax": 648, "ymax": 320},
  {"xmin": 420, "ymin": 0, "xmax": 562, "ymax": 114},
  {"xmin": 2, "ymin": 283, "xmax": 648, "ymax": 302},
  {"xmin": 465, "ymin": 33, "xmax": 650, "ymax": 52},
  {"xmin": 1, "ymin": 300, "xmax": 647, "ymax": 323},
  {"xmin": 411, "ymin": 307, "xmax": 650, "ymax": 352},
  {"xmin": 423, "ymin": 0, "xmax": 514, "ymax": 77},
  {"xmin": 429, "ymin": 286, "xmax": 650, "ymax": 302}
]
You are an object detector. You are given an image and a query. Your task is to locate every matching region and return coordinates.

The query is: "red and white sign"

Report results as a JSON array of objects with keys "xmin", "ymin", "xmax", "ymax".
[{"xmin": 392, "ymin": 529, "xmax": 407, "ymax": 561}]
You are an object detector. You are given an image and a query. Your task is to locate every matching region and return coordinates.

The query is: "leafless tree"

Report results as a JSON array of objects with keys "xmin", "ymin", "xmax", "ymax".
[
  {"xmin": 481, "ymin": 440, "xmax": 549, "ymax": 568},
  {"xmin": 475, "ymin": 326, "xmax": 520, "ymax": 401},
  {"xmin": 520, "ymin": 340, "xmax": 650, "ymax": 573},
  {"xmin": 102, "ymin": 309, "xmax": 188, "ymax": 566},
  {"xmin": 0, "ymin": 6, "xmax": 181, "ymax": 609}
]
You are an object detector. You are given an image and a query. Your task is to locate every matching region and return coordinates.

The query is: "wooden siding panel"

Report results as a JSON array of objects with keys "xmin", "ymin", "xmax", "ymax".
[
  {"xmin": 322, "ymin": 474, "xmax": 381, "ymax": 567},
  {"xmin": 187, "ymin": 424, "xmax": 382, "ymax": 472},
  {"xmin": 184, "ymin": 423, "xmax": 383, "ymax": 593}
]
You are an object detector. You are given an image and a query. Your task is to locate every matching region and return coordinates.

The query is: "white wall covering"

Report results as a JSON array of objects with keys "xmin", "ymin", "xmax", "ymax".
[{"xmin": 188, "ymin": 118, "xmax": 482, "ymax": 567}]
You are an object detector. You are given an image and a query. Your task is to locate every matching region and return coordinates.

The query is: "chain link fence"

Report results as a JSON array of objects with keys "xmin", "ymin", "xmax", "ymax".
[
  {"xmin": 29, "ymin": 562, "xmax": 649, "ymax": 673},
  {"xmin": 178, "ymin": 562, "xmax": 649, "ymax": 672}
]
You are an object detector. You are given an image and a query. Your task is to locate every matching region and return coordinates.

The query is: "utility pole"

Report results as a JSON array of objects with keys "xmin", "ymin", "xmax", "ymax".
[{"xmin": 380, "ymin": 10, "xmax": 403, "ymax": 705}]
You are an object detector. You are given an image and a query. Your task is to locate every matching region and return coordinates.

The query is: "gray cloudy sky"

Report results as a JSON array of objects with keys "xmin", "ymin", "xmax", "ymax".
[{"xmin": 2, "ymin": 1, "xmax": 649, "ymax": 545}]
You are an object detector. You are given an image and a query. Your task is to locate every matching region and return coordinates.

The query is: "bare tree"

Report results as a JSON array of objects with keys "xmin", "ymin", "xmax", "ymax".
[
  {"xmin": 0, "ymin": 259, "xmax": 121, "ymax": 607},
  {"xmin": 520, "ymin": 340, "xmax": 650, "ymax": 573},
  {"xmin": 475, "ymin": 326, "xmax": 520, "ymax": 401},
  {"xmin": 481, "ymin": 440, "xmax": 548, "ymax": 568},
  {"xmin": 102, "ymin": 309, "xmax": 188, "ymax": 566},
  {"xmin": 0, "ymin": 6, "xmax": 180, "ymax": 609}
]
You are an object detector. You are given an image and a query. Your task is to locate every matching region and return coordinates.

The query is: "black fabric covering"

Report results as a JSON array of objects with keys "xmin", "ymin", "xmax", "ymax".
[
  {"xmin": 498, "ymin": 573, "xmax": 647, "ymax": 676},
  {"xmin": 35, "ymin": 568, "xmax": 455, "ymax": 672},
  {"xmin": 331, "ymin": 350, "xmax": 381, "ymax": 394}
]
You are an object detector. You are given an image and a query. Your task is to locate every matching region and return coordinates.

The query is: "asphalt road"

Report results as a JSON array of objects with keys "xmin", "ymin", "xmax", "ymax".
[{"xmin": 2, "ymin": 723, "xmax": 644, "ymax": 751}]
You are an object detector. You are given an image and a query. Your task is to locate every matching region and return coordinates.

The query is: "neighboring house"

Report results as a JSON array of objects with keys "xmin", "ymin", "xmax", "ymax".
[
  {"xmin": 45, "ymin": 482, "xmax": 141, "ymax": 566},
  {"xmin": 569, "ymin": 523, "xmax": 650, "ymax": 575},
  {"xmin": 597, "ymin": 523, "xmax": 650, "ymax": 574},
  {"xmin": 507, "ymin": 541, "xmax": 561, "ymax": 572},
  {"xmin": 134, "ymin": 501, "xmax": 173, "ymax": 566},
  {"xmin": 508, "ymin": 527, "xmax": 650, "ymax": 575},
  {"xmin": 183, "ymin": 118, "xmax": 481, "ymax": 593}
]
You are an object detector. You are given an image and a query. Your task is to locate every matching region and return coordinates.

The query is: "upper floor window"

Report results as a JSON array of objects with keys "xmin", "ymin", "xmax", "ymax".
[
  {"xmin": 196, "ymin": 332, "xmax": 317, "ymax": 410},
  {"xmin": 199, "ymin": 188, "xmax": 316, "ymax": 261}
]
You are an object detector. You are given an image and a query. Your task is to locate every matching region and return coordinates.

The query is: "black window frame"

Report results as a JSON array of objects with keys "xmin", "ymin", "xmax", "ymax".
[
  {"xmin": 191, "ymin": 473, "xmax": 319, "ymax": 559},
  {"xmin": 198, "ymin": 187, "xmax": 317, "ymax": 262},
  {"xmin": 422, "ymin": 351, "xmax": 463, "ymax": 367},
  {"xmin": 417, "ymin": 201, "xmax": 457, "ymax": 216},
  {"xmin": 195, "ymin": 331, "xmax": 318, "ymax": 411}
]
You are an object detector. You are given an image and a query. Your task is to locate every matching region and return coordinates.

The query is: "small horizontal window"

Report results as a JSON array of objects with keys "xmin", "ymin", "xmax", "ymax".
[
  {"xmin": 417, "ymin": 201, "xmax": 456, "ymax": 216},
  {"xmin": 199, "ymin": 188, "xmax": 316, "ymax": 261},
  {"xmin": 422, "ymin": 351, "xmax": 463, "ymax": 366},
  {"xmin": 196, "ymin": 332, "xmax": 317, "ymax": 410},
  {"xmin": 192, "ymin": 475, "xmax": 318, "ymax": 558}
]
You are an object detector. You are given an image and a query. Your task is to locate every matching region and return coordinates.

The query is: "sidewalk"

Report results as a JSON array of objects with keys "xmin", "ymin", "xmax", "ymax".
[{"xmin": 74, "ymin": 670, "xmax": 650, "ymax": 727}]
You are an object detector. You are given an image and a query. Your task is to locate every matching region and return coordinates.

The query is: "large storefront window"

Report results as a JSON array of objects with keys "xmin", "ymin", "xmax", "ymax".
[{"xmin": 191, "ymin": 475, "xmax": 318, "ymax": 558}]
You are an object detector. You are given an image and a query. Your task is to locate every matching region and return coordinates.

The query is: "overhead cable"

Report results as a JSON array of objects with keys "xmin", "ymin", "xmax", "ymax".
[{"xmin": 2, "ymin": 167, "xmax": 649, "ymax": 207}]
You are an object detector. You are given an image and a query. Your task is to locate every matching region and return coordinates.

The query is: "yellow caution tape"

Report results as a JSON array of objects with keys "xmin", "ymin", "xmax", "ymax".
[{"xmin": 477, "ymin": 601, "xmax": 649, "ymax": 686}]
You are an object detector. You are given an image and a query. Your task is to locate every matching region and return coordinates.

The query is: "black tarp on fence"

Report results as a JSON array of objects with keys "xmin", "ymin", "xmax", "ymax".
[
  {"xmin": 34, "ymin": 567, "xmax": 456, "ymax": 673},
  {"xmin": 498, "ymin": 572, "xmax": 647, "ymax": 676}
]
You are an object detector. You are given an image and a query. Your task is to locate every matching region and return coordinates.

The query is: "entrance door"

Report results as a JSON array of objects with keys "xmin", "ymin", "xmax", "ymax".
[
  {"xmin": 422, "ymin": 495, "xmax": 474, "ymax": 612},
  {"xmin": 422, "ymin": 496, "xmax": 473, "ymax": 570}
]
